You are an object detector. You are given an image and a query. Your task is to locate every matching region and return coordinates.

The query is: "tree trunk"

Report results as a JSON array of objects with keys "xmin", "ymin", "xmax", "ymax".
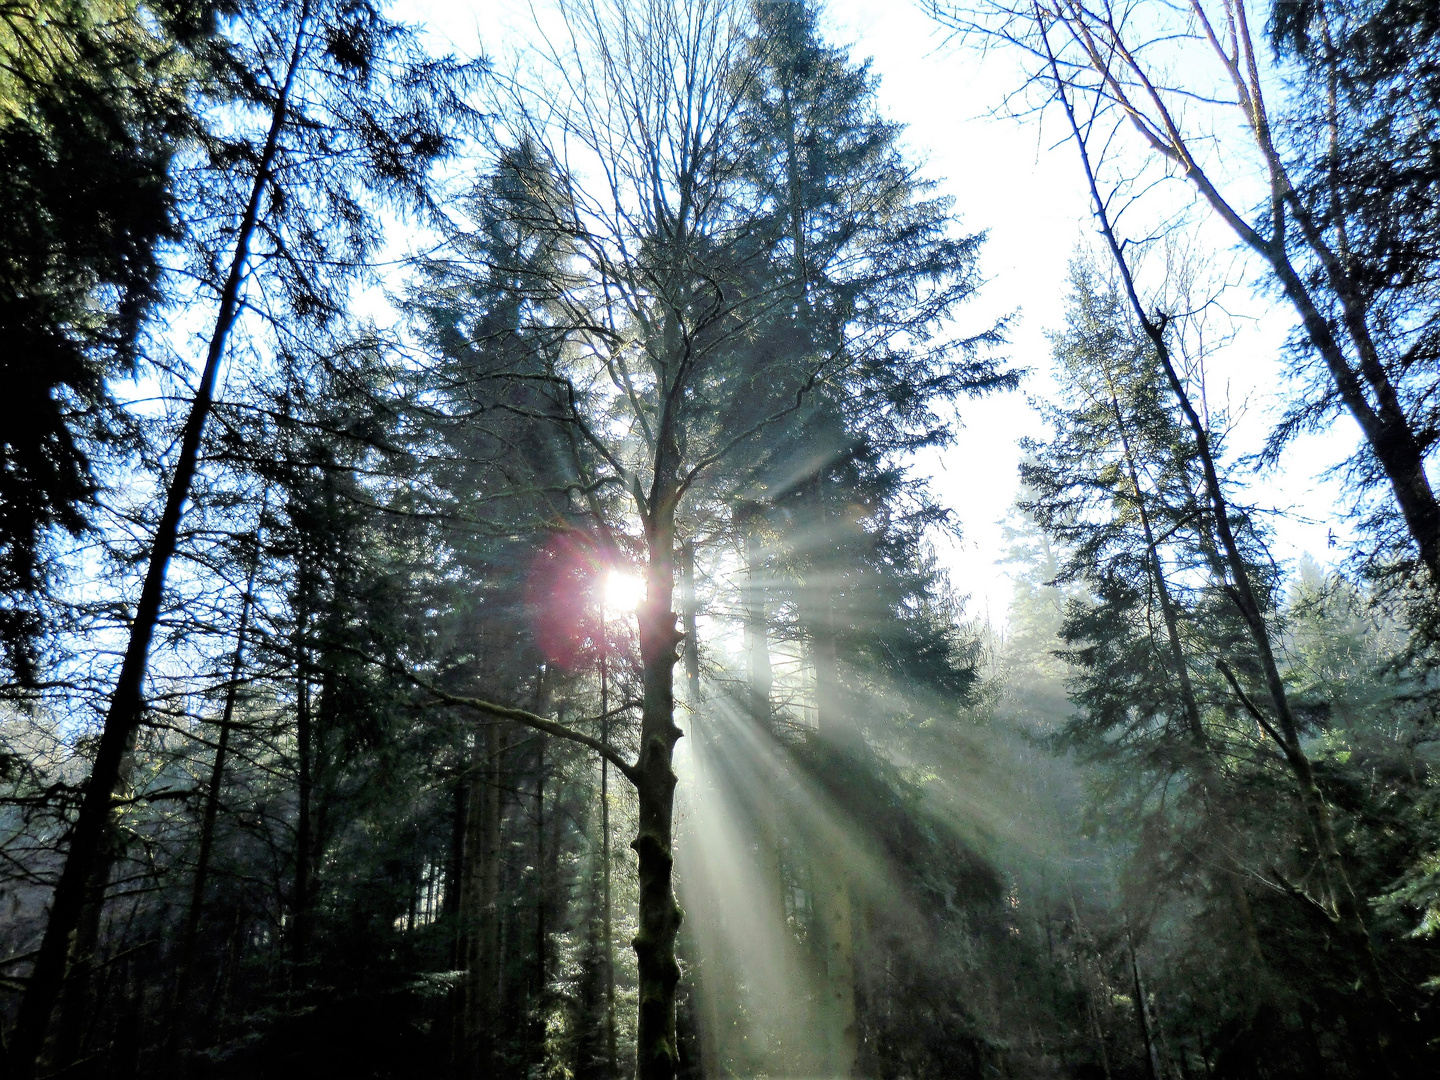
[
  {"xmin": 631, "ymin": 472, "xmax": 685, "ymax": 1080},
  {"xmin": 1107, "ymin": 393, "xmax": 1205, "ymax": 749},
  {"xmin": 1127, "ymin": 929, "xmax": 1164, "ymax": 1080},
  {"xmin": 447, "ymin": 776, "xmax": 470, "ymax": 1075},
  {"xmin": 456, "ymin": 721, "xmax": 504, "ymax": 1076},
  {"xmin": 50, "ymin": 848, "xmax": 114, "ymax": 1070},
  {"xmin": 805, "ymin": 474, "xmax": 845, "ymax": 744},
  {"xmin": 168, "ymin": 505, "xmax": 266, "ymax": 1065},
  {"xmin": 4, "ymin": 26, "xmax": 307, "ymax": 1075},
  {"xmin": 802, "ymin": 474, "xmax": 858, "ymax": 1077},
  {"xmin": 534, "ymin": 735, "xmax": 548, "ymax": 1068},
  {"xmin": 291, "ymin": 628, "xmax": 313, "ymax": 974},
  {"xmin": 1068, "ymin": 895, "xmax": 1113, "ymax": 1080},
  {"xmin": 446, "ymin": 781, "xmax": 465, "ymax": 926},
  {"xmin": 1259, "ymin": 231, "xmax": 1440, "ymax": 579},
  {"xmin": 600, "ymin": 652, "xmax": 619, "ymax": 1078},
  {"xmin": 814, "ymin": 861, "xmax": 857, "ymax": 1077},
  {"xmin": 739, "ymin": 504, "xmax": 772, "ymax": 728}
]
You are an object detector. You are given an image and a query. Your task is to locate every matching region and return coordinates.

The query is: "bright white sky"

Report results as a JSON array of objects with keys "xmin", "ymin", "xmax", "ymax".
[{"xmin": 398, "ymin": 0, "xmax": 1362, "ymax": 624}]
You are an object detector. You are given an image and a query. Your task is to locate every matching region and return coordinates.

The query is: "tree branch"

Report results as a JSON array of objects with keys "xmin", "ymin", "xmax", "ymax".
[{"xmin": 345, "ymin": 648, "xmax": 641, "ymax": 784}]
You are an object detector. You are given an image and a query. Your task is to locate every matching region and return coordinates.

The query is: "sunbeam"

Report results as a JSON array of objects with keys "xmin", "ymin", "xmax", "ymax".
[{"xmin": 673, "ymin": 649, "xmax": 995, "ymax": 1079}]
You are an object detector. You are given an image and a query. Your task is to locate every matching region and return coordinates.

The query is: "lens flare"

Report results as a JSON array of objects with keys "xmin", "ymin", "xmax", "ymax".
[{"xmin": 604, "ymin": 569, "xmax": 645, "ymax": 613}]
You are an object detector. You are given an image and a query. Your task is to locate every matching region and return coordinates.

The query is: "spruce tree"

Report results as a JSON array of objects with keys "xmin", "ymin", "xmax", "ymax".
[{"xmin": 6, "ymin": 2, "xmax": 473, "ymax": 1070}]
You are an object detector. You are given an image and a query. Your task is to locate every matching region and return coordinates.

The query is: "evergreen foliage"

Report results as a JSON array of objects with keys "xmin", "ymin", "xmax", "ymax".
[
  {"xmin": 0, "ymin": 0, "xmax": 200, "ymax": 680},
  {"xmin": 1, "ymin": 1, "xmax": 1439, "ymax": 1078}
]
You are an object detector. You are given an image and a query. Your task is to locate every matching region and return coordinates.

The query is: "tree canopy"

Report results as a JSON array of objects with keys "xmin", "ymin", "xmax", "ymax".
[{"xmin": 1, "ymin": 1, "xmax": 1438, "ymax": 1078}]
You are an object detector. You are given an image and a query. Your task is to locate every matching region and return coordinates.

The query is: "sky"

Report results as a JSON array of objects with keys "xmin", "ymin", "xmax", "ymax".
[
  {"xmin": 399, "ymin": 0, "xmax": 1363, "ymax": 625},
  {"xmin": 815, "ymin": 1, "xmax": 1360, "ymax": 622}
]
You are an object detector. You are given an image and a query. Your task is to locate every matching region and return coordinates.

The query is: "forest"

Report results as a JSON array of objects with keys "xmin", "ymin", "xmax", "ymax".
[{"xmin": 1, "ymin": 0, "xmax": 1438, "ymax": 1077}]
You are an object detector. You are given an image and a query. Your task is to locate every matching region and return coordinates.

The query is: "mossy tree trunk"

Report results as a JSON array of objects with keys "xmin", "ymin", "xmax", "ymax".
[{"xmin": 632, "ymin": 432, "xmax": 686, "ymax": 1080}]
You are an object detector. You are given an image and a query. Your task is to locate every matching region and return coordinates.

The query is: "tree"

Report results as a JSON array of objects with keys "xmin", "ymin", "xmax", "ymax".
[
  {"xmin": 4, "ymin": 2, "xmax": 473, "ymax": 1071},
  {"xmin": 1025, "ymin": 237, "xmax": 1438, "ymax": 1067},
  {"xmin": 932, "ymin": 0, "xmax": 1440, "ymax": 585},
  {"xmin": 408, "ymin": 143, "xmax": 609, "ymax": 1075},
  {"xmin": 719, "ymin": 13, "xmax": 1012, "ymax": 1065},
  {"xmin": 397, "ymin": 3, "xmax": 1012, "ymax": 1076},
  {"xmin": 428, "ymin": 7, "xmax": 805, "ymax": 1074},
  {"xmin": 0, "ymin": 0, "xmax": 200, "ymax": 681}
]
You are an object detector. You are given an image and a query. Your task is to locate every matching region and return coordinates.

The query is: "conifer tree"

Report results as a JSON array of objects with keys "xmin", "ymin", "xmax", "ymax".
[
  {"xmin": 5, "ymin": 2, "xmax": 473, "ymax": 1070},
  {"xmin": 0, "ymin": 0, "xmax": 201, "ymax": 680},
  {"xmin": 1024, "ymin": 252, "xmax": 1439, "ymax": 1070}
]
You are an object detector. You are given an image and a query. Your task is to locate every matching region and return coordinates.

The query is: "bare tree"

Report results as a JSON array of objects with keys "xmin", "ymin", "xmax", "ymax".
[
  {"xmin": 416, "ymin": 3, "xmax": 822, "ymax": 1076},
  {"xmin": 932, "ymin": 0, "xmax": 1440, "ymax": 583}
]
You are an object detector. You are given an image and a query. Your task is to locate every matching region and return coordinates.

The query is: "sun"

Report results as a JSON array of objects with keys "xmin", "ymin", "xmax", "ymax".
[{"xmin": 603, "ymin": 569, "xmax": 645, "ymax": 614}]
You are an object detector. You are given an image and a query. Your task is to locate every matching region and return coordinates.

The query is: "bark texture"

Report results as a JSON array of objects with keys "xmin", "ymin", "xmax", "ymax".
[{"xmin": 632, "ymin": 458, "xmax": 684, "ymax": 1080}]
